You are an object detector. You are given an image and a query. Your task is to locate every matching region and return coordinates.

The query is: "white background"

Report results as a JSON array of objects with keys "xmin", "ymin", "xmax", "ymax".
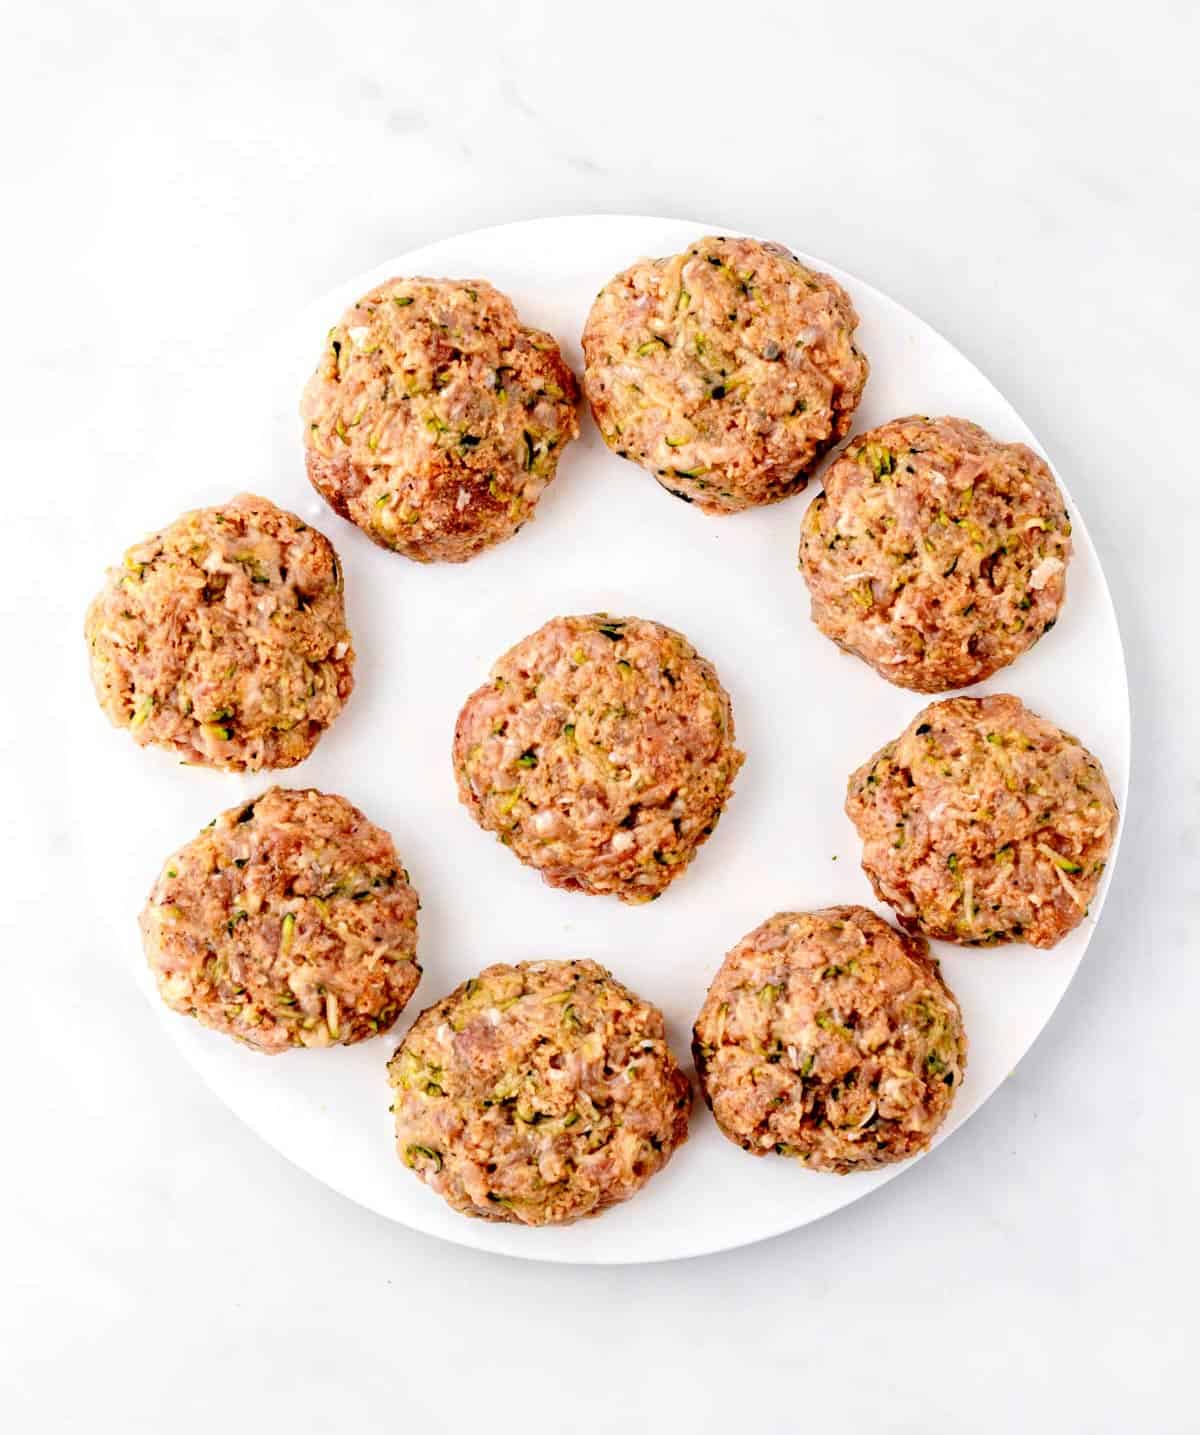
[{"xmin": 1, "ymin": 1, "xmax": 1193, "ymax": 1430}]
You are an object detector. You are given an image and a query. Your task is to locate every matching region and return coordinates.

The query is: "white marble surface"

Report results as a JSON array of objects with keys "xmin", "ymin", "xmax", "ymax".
[{"xmin": 2, "ymin": 1, "xmax": 1196, "ymax": 1429}]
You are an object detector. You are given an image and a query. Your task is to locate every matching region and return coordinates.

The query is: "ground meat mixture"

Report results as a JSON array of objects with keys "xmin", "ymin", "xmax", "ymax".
[
  {"xmin": 452, "ymin": 614, "xmax": 744, "ymax": 902},
  {"xmin": 140, "ymin": 788, "xmax": 420, "ymax": 1052},
  {"xmin": 582, "ymin": 235, "xmax": 868, "ymax": 513},
  {"xmin": 846, "ymin": 695, "xmax": 1118, "ymax": 947},
  {"xmin": 388, "ymin": 959, "xmax": 691, "ymax": 1225},
  {"xmin": 693, "ymin": 906, "xmax": 966, "ymax": 1173},
  {"xmin": 85, "ymin": 494, "xmax": 354, "ymax": 771},
  {"xmin": 800, "ymin": 416, "xmax": 1072, "ymax": 691},
  {"xmin": 302, "ymin": 277, "xmax": 579, "ymax": 563}
]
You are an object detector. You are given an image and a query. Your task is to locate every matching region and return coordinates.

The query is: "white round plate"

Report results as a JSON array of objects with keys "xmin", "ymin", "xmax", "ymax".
[{"xmin": 79, "ymin": 216, "xmax": 1129, "ymax": 1264}]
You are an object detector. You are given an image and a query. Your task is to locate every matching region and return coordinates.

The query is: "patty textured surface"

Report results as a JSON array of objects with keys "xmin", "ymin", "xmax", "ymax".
[
  {"xmin": 302, "ymin": 277, "xmax": 579, "ymax": 563},
  {"xmin": 453, "ymin": 614, "xmax": 744, "ymax": 901},
  {"xmin": 140, "ymin": 788, "xmax": 420, "ymax": 1053},
  {"xmin": 800, "ymin": 416, "xmax": 1072, "ymax": 692},
  {"xmin": 846, "ymin": 695, "xmax": 1118, "ymax": 948},
  {"xmin": 388, "ymin": 959, "xmax": 691, "ymax": 1224},
  {"xmin": 582, "ymin": 235, "xmax": 868, "ymax": 513},
  {"xmin": 693, "ymin": 906, "xmax": 965, "ymax": 1173},
  {"xmin": 85, "ymin": 494, "xmax": 354, "ymax": 771}
]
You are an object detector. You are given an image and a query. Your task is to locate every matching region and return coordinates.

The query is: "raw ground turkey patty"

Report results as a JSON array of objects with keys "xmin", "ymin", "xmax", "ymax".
[
  {"xmin": 140, "ymin": 788, "xmax": 420, "ymax": 1052},
  {"xmin": 452, "ymin": 614, "xmax": 744, "ymax": 901},
  {"xmin": 693, "ymin": 906, "xmax": 966, "ymax": 1173},
  {"xmin": 582, "ymin": 235, "xmax": 868, "ymax": 513},
  {"xmin": 846, "ymin": 695, "xmax": 1118, "ymax": 948},
  {"xmin": 388, "ymin": 959, "xmax": 691, "ymax": 1224},
  {"xmin": 84, "ymin": 493, "xmax": 354, "ymax": 771},
  {"xmin": 800, "ymin": 415, "xmax": 1072, "ymax": 692},
  {"xmin": 302, "ymin": 276, "xmax": 579, "ymax": 563}
]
